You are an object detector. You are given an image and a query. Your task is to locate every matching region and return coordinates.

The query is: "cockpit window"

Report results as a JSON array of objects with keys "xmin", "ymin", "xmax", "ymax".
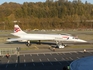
[
  {"xmin": 73, "ymin": 36, "xmax": 78, "ymax": 39},
  {"xmin": 75, "ymin": 37, "xmax": 78, "ymax": 39}
]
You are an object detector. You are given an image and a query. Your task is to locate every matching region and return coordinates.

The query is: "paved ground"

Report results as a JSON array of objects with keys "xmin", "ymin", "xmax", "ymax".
[
  {"xmin": 0, "ymin": 51, "xmax": 93, "ymax": 70},
  {"xmin": 0, "ymin": 40, "xmax": 92, "ymax": 70}
]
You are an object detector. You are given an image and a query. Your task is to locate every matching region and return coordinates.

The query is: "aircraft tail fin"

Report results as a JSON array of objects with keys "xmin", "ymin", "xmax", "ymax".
[{"xmin": 11, "ymin": 25, "xmax": 27, "ymax": 36}]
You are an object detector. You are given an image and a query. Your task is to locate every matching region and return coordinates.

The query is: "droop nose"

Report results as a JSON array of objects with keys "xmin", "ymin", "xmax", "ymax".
[{"xmin": 76, "ymin": 39, "xmax": 87, "ymax": 42}]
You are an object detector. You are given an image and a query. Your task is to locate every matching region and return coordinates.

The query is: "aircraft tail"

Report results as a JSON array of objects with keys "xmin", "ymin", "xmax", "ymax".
[{"xmin": 11, "ymin": 25, "xmax": 27, "ymax": 36}]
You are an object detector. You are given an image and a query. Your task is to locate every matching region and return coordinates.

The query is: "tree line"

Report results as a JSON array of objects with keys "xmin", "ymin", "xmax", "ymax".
[{"xmin": 0, "ymin": 0, "xmax": 93, "ymax": 30}]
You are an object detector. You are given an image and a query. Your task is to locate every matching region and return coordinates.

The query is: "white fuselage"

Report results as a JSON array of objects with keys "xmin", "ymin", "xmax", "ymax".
[
  {"xmin": 7, "ymin": 24, "xmax": 87, "ymax": 48},
  {"xmin": 13, "ymin": 33, "xmax": 86, "ymax": 42}
]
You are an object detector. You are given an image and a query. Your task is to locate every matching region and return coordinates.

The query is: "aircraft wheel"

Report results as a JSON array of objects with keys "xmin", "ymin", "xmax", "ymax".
[{"xmin": 26, "ymin": 43, "xmax": 31, "ymax": 47}]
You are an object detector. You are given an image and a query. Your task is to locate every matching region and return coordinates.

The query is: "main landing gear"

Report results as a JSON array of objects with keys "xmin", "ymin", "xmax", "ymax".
[
  {"xmin": 26, "ymin": 40, "xmax": 41, "ymax": 47},
  {"xmin": 26, "ymin": 40, "xmax": 31, "ymax": 47}
]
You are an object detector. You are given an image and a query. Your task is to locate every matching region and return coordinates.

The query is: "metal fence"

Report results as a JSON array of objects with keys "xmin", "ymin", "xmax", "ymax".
[{"xmin": 0, "ymin": 48, "xmax": 17, "ymax": 56}]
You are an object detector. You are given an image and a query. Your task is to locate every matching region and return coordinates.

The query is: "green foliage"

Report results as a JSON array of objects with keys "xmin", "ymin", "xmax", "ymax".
[{"xmin": 0, "ymin": 1, "xmax": 93, "ymax": 29}]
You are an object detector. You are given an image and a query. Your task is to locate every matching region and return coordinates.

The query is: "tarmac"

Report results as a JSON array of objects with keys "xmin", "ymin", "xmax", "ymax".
[
  {"xmin": 0, "ymin": 50, "xmax": 93, "ymax": 70},
  {"xmin": 0, "ymin": 42, "xmax": 93, "ymax": 70}
]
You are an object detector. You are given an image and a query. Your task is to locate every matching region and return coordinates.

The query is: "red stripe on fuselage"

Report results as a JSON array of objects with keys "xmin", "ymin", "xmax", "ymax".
[{"xmin": 62, "ymin": 36, "xmax": 69, "ymax": 38}]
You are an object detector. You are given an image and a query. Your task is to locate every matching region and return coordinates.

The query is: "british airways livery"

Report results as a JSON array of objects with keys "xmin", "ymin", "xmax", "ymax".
[{"xmin": 7, "ymin": 25, "xmax": 87, "ymax": 48}]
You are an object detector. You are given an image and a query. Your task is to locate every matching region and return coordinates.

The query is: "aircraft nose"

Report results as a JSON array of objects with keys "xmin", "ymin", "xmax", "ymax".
[{"xmin": 76, "ymin": 39, "xmax": 87, "ymax": 42}]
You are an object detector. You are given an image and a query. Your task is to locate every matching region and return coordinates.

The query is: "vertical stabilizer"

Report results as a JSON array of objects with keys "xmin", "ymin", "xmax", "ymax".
[{"xmin": 11, "ymin": 25, "xmax": 26, "ymax": 36}]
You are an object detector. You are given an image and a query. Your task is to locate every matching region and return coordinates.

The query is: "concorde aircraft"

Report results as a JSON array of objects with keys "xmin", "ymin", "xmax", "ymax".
[{"xmin": 7, "ymin": 25, "xmax": 87, "ymax": 48}]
